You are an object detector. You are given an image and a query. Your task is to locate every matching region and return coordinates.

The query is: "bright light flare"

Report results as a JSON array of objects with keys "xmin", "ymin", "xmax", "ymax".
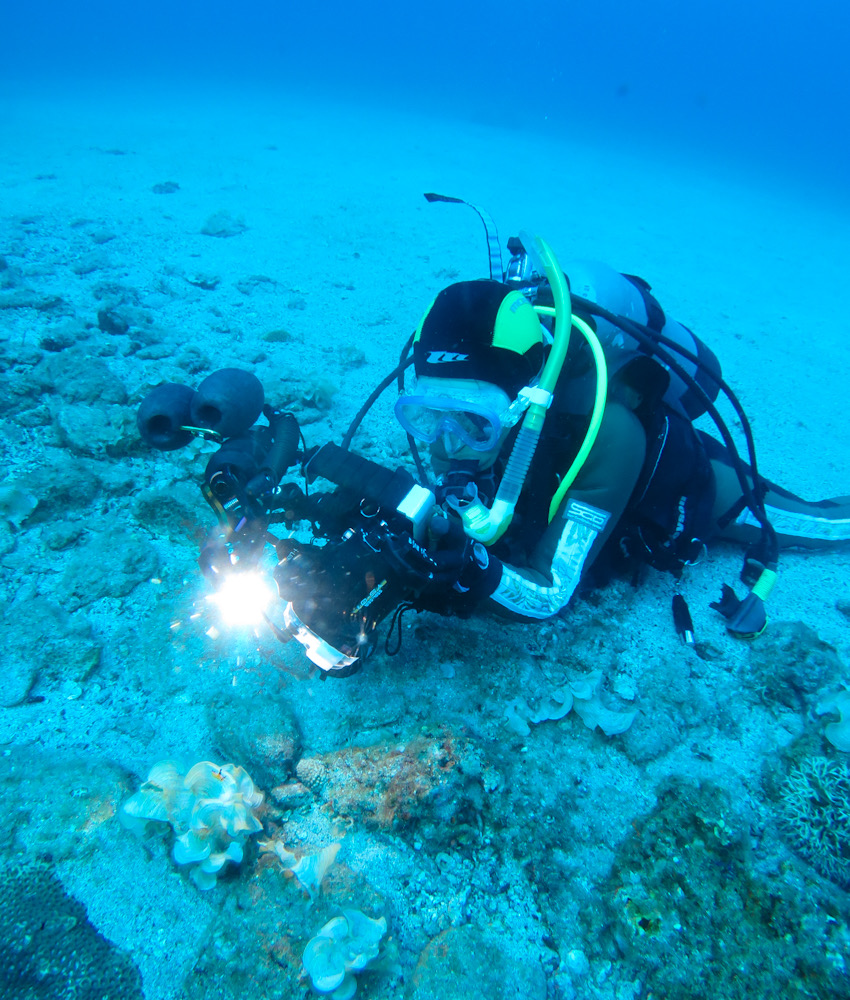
[{"xmin": 206, "ymin": 571, "xmax": 274, "ymax": 627}]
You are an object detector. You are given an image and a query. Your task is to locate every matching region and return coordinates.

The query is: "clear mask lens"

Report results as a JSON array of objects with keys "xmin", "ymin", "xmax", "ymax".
[{"xmin": 395, "ymin": 395, "xmax": 503, "ymax": 452}]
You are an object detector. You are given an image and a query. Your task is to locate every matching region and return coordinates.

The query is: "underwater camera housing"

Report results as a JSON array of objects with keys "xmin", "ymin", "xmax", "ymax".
[
  {"xmin": 267, "ymin": 444, "xmax": 436, "ymax": 676},
  {"xmin": 137, "ymin": 370, "xmax": 436, "ymax": 677}
]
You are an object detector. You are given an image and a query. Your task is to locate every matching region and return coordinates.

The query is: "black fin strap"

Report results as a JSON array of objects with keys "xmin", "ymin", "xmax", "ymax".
[{"xmin": 715, "ymin": 495, "xmax": 749, "ymax": 531}]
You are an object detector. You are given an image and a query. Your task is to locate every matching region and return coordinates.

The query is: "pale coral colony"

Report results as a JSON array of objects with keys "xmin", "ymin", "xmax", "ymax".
[{"xmin": 120, "ymin": 759, "xmax": 264, "ymax": 890}]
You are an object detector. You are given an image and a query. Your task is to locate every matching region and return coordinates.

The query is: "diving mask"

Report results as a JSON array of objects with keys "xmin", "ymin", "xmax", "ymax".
[{"xmin": 395, "ymin": 379, "xmax": 527, "ymax": 455}]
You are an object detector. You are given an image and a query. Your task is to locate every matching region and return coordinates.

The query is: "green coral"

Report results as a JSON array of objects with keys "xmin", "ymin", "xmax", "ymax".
[{"xmin": 581, "ymin": 779, "xmax": 850, "ymax": 1000}]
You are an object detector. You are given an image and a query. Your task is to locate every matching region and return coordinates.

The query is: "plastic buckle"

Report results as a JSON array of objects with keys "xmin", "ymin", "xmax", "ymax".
[
  {"xmin": 518, "ymin": 385, "xmax": 553, "ymax": 409},
  {"xmin": 683, "ymin": 539, "xmax": 707, "ymax": 567}
]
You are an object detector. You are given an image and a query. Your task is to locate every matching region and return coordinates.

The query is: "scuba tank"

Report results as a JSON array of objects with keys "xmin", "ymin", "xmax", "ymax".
[{"xmin": 563, "ymin": 259, "xmax": 722, "ymax": 422}]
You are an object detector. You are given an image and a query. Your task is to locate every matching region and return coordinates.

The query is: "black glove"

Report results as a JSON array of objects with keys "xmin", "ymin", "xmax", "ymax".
[{"xmin": 382, "ymin": 518, "xmax": 502, "ymax": 618}]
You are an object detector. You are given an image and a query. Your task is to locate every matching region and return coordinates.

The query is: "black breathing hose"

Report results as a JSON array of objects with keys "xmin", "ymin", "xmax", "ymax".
[{"xmin": 339, "ymin": 354, "xmax": 414, "ymax": 453}]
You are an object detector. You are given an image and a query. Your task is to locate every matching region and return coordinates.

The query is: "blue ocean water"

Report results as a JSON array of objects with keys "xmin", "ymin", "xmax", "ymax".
[{"xmin": 3, "ymin": 0, "xmax": 849, "ymax": 195}]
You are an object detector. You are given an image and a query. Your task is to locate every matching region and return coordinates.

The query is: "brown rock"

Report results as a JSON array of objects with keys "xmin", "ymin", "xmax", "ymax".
[
  {"xmin": 294, "ymin": 733, "xmax": 467, "ymax": 831},
  {"xmin": 406, "ymin": 925, "xmax": 547, "ymax": 1000},
  {"xmin": 207, "ymin": 695, "xmax": 302, "ymax": 789}
]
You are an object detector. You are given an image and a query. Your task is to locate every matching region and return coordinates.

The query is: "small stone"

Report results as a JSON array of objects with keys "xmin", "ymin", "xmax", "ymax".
[
  {"xmin": 564, "ymin": 949, "xmax": 590, "ymax": 977},
  {"xmin": 270, "ymin": 782, "xmax": 313, "ymax": 810},
  {"xmin": 71, "ymin": 252, "xmax": 108, "ymax": 275},
  {"xmin": 262, "ymin": 328, "xmax": 293, "ymax": 343},
  {"xmin": 185, "ymin": 272, "xmax": 220, "ymax": 290},
  {"xmin": 2, "ymin": 651, "xmax": 37, "ymax": 707},
  {"xmin": 97, "ymin": 309, "xmax": 130, "ymax": 335},
  {"xmin": 201, "ymin": 211, "xmax": 247, "ymax": 238}
]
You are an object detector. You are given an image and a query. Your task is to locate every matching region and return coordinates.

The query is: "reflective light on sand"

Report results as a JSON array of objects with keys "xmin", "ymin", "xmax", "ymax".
[{"xmin": 206, "ymin": 571, "xmax": 273, "ymax": 627}]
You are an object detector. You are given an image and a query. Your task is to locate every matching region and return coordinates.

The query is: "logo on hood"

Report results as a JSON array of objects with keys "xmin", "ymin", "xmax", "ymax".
[{"xmin": 426, "ymin": 351, "xmax": 469, "ymax": 364}]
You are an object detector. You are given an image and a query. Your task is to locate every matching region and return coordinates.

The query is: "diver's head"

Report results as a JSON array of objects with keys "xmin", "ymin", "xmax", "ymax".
[{"xmin": 395, "ymin": 280, "xmax": 545, "ymax": 466}]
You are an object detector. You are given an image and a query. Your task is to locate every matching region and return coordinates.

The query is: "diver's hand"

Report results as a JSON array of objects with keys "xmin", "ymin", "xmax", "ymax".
[
  {"xmin": 420, "ymin": 538, "xmax": 502, "ymax": 618},
  {"xmin": 381, "ymin": 532, "xmax": 465, "ymax": 590},
  {"xmin": 382, "ymin": 523, "xmax": 501, "ymax": 618}
]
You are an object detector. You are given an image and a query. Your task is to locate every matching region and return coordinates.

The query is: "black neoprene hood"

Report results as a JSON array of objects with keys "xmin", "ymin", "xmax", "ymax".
[{"xmin": 413, "ymin": 280, "xmax": 545, "ymax": 398}]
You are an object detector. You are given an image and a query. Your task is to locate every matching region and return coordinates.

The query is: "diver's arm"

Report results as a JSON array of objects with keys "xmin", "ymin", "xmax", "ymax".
[{"xmin": 488, "ymin": 402, "xmax": 647, "ymax": 619}]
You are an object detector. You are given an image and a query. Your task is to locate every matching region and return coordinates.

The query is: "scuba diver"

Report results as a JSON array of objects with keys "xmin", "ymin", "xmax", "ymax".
[
  {"xmin": 137, "ymin": 194, "xmax": 850, "ymax": 677},
  {"xmin": 390, "ymin": 263, "xmax": 850, "ymax": 623}
]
